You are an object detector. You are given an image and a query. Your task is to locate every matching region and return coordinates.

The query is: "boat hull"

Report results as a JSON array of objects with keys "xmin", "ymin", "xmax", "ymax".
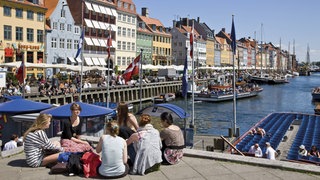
[{"xmin": 194, "ymin": 90, "xmax": 261, "ymax": 102}]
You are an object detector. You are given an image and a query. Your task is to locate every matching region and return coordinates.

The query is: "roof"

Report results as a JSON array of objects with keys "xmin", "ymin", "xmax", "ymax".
[{"xmin": 44, "ymin": 0, "xmax": 59, "ymax": 18}]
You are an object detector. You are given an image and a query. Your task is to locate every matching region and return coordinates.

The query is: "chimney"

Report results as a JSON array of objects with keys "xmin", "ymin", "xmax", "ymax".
[
  {"xmin": 141, "ymin": 7, "xmax": 149, "ymax": 17},
  {"xmin": 222, "ymin": 28, "xmax": 225, "ymax": 32},
  {"xmin": 173, "ymin": 20, "xmax": 177, "ymax": 28},
  {"xmin": 197, "ymin": 17, "xmax": 200, "ymax": 23}
]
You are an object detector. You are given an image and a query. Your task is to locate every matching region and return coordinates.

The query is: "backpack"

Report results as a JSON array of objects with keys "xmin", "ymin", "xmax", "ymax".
[
  {"xmin": 81, "ymin": 151, "xmax": 102, "ymax": 178},
  {"xmin": 67, "ymin": 153, "xmax": 84, "ymax": 175}
]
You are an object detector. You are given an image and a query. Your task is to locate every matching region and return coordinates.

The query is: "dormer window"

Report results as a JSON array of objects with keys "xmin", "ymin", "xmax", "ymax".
[
  {"xmin": 159, "ymin": 27, "xmax": 162, "ymax": 32},
  {"xmin": 152, "ymin": 24, "xmax": 156, "ymax": 31}
]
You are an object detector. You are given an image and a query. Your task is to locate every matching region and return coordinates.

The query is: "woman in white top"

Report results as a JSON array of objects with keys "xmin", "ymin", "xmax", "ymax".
[{"xmin": 96, "ymin": 121, "xmax": 128, "ymax": 178}]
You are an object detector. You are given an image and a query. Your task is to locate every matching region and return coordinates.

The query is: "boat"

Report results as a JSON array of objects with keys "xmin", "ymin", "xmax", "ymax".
[
  {"xmin": 267, "ymin": 75, "xmax": 289, "ymax": 84},
  {"xmin": 194, "ymin": 86, "xmax": 263, "ymax": 102},
  {"xmin": 249, "ymin": 73, "xmax": 270, "ymax": 84},
  {"xmin": 153, "ymin": 93, "xmax": 176, "ymax": 104},
  {"xmin": 312, "ymin": 87, "xmax": 320, "ymax": 101}
]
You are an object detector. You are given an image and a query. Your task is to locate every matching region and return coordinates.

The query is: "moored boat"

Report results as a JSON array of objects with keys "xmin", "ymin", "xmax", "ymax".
[
  {"xmin": 153, "ymin": 93, "xmax": 176, "ymax": 104},
  {"xmin": 194, "ymin": 86, "xmax": 263, "ymax": 102}
]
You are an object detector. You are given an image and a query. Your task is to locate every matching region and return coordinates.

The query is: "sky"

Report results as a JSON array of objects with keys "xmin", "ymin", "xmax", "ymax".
[{"xmin": 133, "ymin": 0, "xmax": 320, "ymax": 63}]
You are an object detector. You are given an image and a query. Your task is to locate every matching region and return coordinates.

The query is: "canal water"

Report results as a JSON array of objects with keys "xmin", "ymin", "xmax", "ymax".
[{"xmin": 135, "ymin": 72, "xmax": 320, "ymax": 136}]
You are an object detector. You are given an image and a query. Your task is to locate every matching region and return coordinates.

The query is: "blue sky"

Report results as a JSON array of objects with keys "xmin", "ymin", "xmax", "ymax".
[{"xmin": 133, "ymin": 0, "xmax": 320, "ymax": 63}]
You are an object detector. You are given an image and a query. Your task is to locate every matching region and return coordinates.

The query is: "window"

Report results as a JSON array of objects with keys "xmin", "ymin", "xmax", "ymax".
[
  {"xmin": 132, "ymin": 17, "xmax": 135, "ymax": 24},
  {"xmin": 74, "ymin": 27, "xmax": 80, "ymax": 34},
  {"xmin": 124, "ymin": 3, "xmax": 128, "ymax": 9},
  {"xmin": 122, "ymin": 27, "xmax": 126, "ymax": 37},
  {"xmin": 16, "ymin": 8, "xmax": 23, "ymax": 18},
  {"xmin": 132, "ymin": 29, "xmax": 135, "ymax": 38},
  {"xmin": 4, "ymin": 6, "xmax": 11, "ymax": 16},
  {"xmin": 122, "ymin": 41, "xmax": 126, "ymax": 50},
  {"xmin": 60, "ymin": 23, "xmax": 65, "ymax": 30},
  {"xmin": 117, "ymin": 41, "xmax": 121, "ymax": 50},
  {"xmin": 127, "ymin": 28, "xmax": 131, "ymax": 37},
  {"xmin": 4, "ymin": 25, "xmax": 12, "ymax": 40},
  {"xmin": 122, "ymin": 14, "xmax": 126, "ymax": 22},
  {"xmin": 53, "ymin": 22, "xmax": 58, "ymax": 29},
  {"xmin": 130, "ymin": 4, "xmax": 134, "ymax": 11},
  {"xmin": 67, "ymin": 24, "xmax": 72, "ymax": 32},
  {"xmin": 126, "ymin": 57, "xmax": 131, "ymax": 65},
  {"xmin": 74, "ymin": 40, "xmax": 79, "ymax": 49},
  {"xmin": 27, "ymin": 10, "xmax": 34, "ymax": 20},
  {"xmin": 37, "ymin": 12, "xmax": 44, "ymax": 21},
  {"xmin": 59, "ymin": 38, "xmax": 65, "ymax": 48},
  {"xmin": 127, "ymin": 42, "xmax": 130, "ymax": 51},
  {"xmin": 117, "ymin": 56, "xmax": 121, "ymax": 66},
  {"xmin": 127, "ymin": 16, "xmax": 131, "ymax": 23},
  {"xmin": 117, "ymin": 1, "xmax": 122, "ymax": 8},
  {"xmin": 118, "ymin": 27, "xmax": 121, "ymax": 36},
  {"xmin": 61, "ymin": 9, "xmax": 66, "ymax": 17},
  {"xmin": 67, "ymin": 39, "xmax": 72, "ymax": 49},
  {"xmin": 27, "ymin": 28, "xmax": 33, "ymax": 42},
  {"xmin": 51, "ymin": 38, "xmax": 57, "ymax": 48},
  {"xmin": 132, "ymin": 43, "xmax": 135, "ymax": 51},
  {"xmin": 16, "ymin": 27, "xmax": 23, "ymax": 41},
  {"xmin": 118, "ymin": 13, "xmax": 121, "ymax": 21},
  {"xmin": 37, "ymin": 30, "xmax": 43, "ymax": 42},
  {"xmin": 122, "ymin": 57, "xmax": 126, "ymax": 65}
]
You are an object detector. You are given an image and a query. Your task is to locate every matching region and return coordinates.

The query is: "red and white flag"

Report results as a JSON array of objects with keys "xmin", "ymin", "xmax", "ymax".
[
  {"xmin": 122, "ymin": 54, "xmax": 141, "ymax": 82},
  {"xmin": 190, "ymin": 23, "xmax": 194, "ymax": 58},
  {"xmin": 106, "ymin": 27, "xmax": 112, "ymax": 59},
  {"xmin": 15, "ymin": 60, "xmax": 26, "ymax": 84}
]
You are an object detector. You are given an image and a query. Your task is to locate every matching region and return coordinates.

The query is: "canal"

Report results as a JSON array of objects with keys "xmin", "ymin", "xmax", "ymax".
[{"xmin": 134, "ymin": 73, "xmax": 320, "ymax": 136}]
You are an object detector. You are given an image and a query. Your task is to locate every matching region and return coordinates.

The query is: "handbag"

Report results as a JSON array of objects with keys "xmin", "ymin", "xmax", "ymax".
[{"xmin": 50, "ymin": 162, "xmax": 68, "ymax": 174}]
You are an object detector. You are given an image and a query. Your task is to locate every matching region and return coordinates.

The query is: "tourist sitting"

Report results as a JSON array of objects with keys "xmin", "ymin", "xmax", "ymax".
[
  {"xmin": 248, "ymin": 143, "xmax": 263, "ymax": 157},
  {"xmin": 160, "ymin": 112, "xmax": 185, "ymax": 165},
  {"xmin": 308, "ymin": 145, "xmax": 320, "ymax": 157},
  {"xmin": 265, "ymin": 142, "xmax": 277, "ymax": 160},
  {"xmin": 256, "ymin": 127, "xmax": 266, "ymax": 137},
  {"xmin": 3, "ymin": 134, "xmax": 18, "ymax": 151},
  {"xmin": 117, "ymin": 102, "xmax": 139, "ymax": 139},
  {"xmin": 126, "ymin": 114, "xmax": 162, "ymax": 175},
  {"xmin": 24, "ymin": 114, "xmax": 63, "ymax": 167},
  {"xmin": 60, "ymin": 103, "xmax": 93, "ymax": 152},
  {"xmin": 96, "ymin": 121, "xmax": 129, "ymax": 179},
  {"xmin": 298, "ymin": 145, "xmax": 308, "ymax": 156}
]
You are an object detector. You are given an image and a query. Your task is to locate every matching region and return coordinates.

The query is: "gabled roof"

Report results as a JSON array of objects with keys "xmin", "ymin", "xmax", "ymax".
[
  {"xmin": 44, "ymin": 0, "xmax": 59, "ymax": 18},
  {"xmin": 7, "ymin": 0, "xmax": 46, "ymax": 9},
  {"xmin": 116, "ymin": 0, "xmax": 137, "ymax": 14},
  {"xmin": 139, "ymin": 15, "xmax": 170, "ymax": 36}
]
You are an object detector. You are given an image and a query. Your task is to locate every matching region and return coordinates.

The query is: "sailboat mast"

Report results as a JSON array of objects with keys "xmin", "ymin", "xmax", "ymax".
[{"xmin": 260, "ymin": 23, "xmax": 263, "ymax": 76}]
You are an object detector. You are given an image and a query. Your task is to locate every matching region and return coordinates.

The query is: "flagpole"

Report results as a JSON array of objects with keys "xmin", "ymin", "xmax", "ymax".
[
  {"xmin": 106, "ymin": 25, "xmax": 112, "ymax": 109},
  {"xmin": 139, "ymin": 49, "xmax": 143, "ymax": 111},
  {"xmin": 191, "ymin": 20, "xmax": 195, "ymax": 127},
  {"xmin": 78, "ymin": 0, "xmax": 84, "ymax": 102},
  {"xmin": 231, "ymin": 15, "xmax": 237, "ymax": 137}
]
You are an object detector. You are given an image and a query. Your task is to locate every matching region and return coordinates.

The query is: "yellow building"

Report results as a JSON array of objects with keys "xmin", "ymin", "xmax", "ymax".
[{"xmin": 0, "ymin": 0, "xmax": 47, "ymax": 78}]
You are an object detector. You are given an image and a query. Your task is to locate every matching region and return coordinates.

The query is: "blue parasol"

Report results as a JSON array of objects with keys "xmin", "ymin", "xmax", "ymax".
[
  {"xmin": 0, "ymin": 99, "xmax": 52, "ymax": 114},
  {"xmin": 41, "ymin": 101, "xmax": 114, "ymax": 118},
  {"xmin": 136, "ymin": 103, "xmax": 190, "ymax": 119}
]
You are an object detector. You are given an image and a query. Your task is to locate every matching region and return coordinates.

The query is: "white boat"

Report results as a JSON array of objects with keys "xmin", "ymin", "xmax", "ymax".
[{"xmin": 153, "ymin": 93, "xmax": 176, "ymax": 104}]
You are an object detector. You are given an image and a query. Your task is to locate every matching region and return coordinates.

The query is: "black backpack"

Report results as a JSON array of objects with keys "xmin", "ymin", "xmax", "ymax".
[{"xmin": 67, "ymin": 153, "xmax": 84, "ymax": 175}]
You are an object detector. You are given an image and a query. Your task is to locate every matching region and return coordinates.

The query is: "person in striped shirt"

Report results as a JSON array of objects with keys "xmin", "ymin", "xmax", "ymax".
[{"xmin": 24, "ymin": 114, "xmax": 63, "ymax": 167}]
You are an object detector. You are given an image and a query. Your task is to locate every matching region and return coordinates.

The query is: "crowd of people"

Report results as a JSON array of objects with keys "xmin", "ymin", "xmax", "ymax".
[{"xmin": 21, "ymin": 102, "xmax": 185, "ymax": 178}]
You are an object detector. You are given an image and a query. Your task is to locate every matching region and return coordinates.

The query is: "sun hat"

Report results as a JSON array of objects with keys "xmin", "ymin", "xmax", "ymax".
[
  {"xmin": 299, "ymin": 145, "xmax": 305, "ymax": 149},
  {"xmin": 266, "ymin": 142, "xmax": 270, "ymax": 146}
]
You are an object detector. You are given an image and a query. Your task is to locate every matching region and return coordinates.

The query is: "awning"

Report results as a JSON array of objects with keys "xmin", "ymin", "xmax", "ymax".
[
  {"xmin": 75, "ymin": 57, "xmax": 82, "ymax": 63},
  {"xmin": 84, "ymin": 19, "xmax": 94, "ymax": 28},
  {"xmin": 91, "ymin": 57, "xmax": 101, "ymax": 65},
  {"xmin": 110, "ymin": 8, "xmax": 117, "ymax": 17},
  {"xmin": 84, "ymin": 37, "xmax": 94, "ymax": 46},
  {"xmin": 91, "ymin": 38, "xmax": 101, "ymax": 46},
  {"xmin": 67, "ymin": 57, "xmax": 76, "ymax": 63},
  {"xmin": 98, "ymin": 5, "xmax": 107, "ymax": 14},
  {"xmin": 92, "ymin": 4, "xmax": 101, "ymax": 13},
  {"xmin": 98, "ymin": 58, "xmax": 107, "ymax": 65},
  {"xmin": 85, "ymin": 2, "xmax": 93, "ymax": 11},
  {"xmin": 91, "ymin": 20, "xmax": 101, "ymax": 29},
  {"xmin": 99, "ymin": 39, "xmax": 106, "ymax": 47},
  {"xmin": 105, "ymin": 7, "xmax": 112, "ymax": 16},
  {"xmin": 98, "ymin": 21, "xmax": 106, "ymax": 29},
  {"xmin": 84, "ymin": 57, "xmax": 94, "ymax": 66}
]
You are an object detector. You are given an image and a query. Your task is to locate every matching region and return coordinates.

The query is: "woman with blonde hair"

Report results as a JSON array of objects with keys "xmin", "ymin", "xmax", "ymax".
[
  {"xmin": 126, "ymin": 114, "xmax": 162, "ymax": 175},
  {"xmin": 96, "ymin": 121, "xmax": 129, "ymax": 178},
  {"xmin": 117, "ymin": 102, "xmax": 139, "ymax": 139},
  {"xmin": 24, "ymin": 114, "xmax": 63, "ymax": 167}
]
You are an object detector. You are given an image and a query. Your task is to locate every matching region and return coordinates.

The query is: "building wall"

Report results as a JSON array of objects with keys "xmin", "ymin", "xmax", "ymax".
[
  {"xmin": 152, "ymin": 33, "xmax": 171, "ymax": 65},
  {"xmin": 136, "ymin": 31, "xmax": 152, "ymax": 64},
  {"xmin": 0, "ymin": 1, "xmax": 46, "ymax": 78},
  {"xmin": 116, "ymin": 10, "xmax": 137, "ymax": 70},
  {"xmin": 206, "ymin": 40, "xmax": 214, "ymax": 66}
]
